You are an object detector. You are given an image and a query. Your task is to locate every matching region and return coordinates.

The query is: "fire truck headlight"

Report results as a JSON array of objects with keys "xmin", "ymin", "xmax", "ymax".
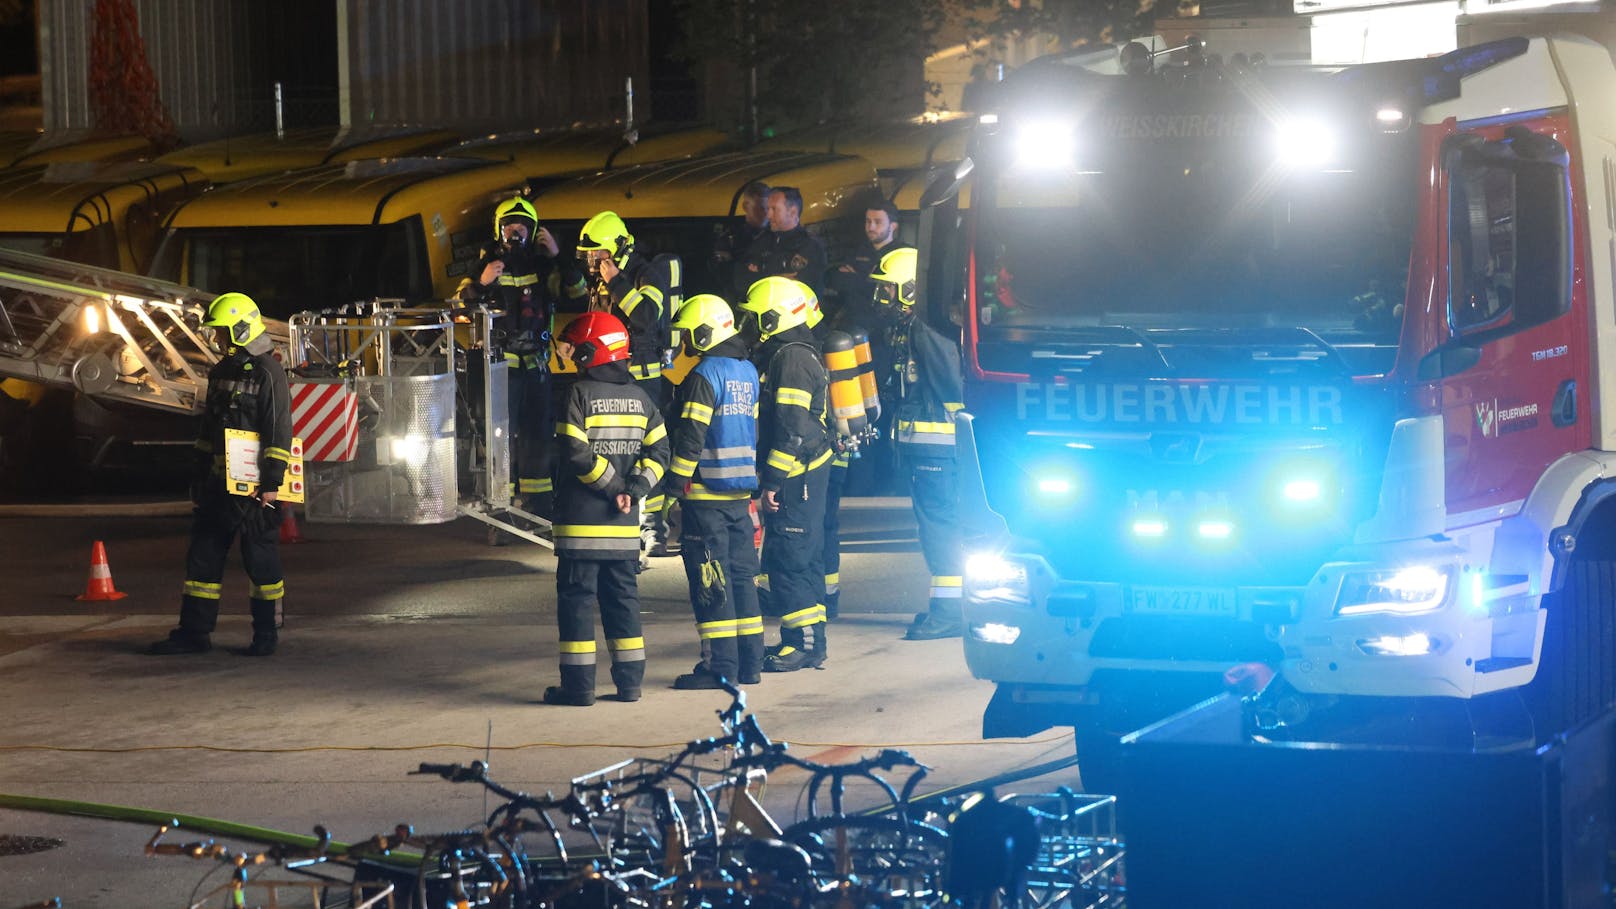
[
  {"xmin": 1282, "ymin": 478, "xmax": 1322, "ymax": 502},
  {"xmin": 965, "ymin": 552, "xmax": 1030, "ymax": 602},
  {"xmin": 969, "ymin": 622, "xmax": 1022, "ymax": 645},
  {"xmin": 1275, "ymin": 118, "xmax": 1336, "ymax": 168},
  {"xmin": 1356, "ymin": 633, "xmax": 1436, "ymax": 657},
  {"xmin": 1013, "ymin": 118, "xmax": 1076, "ymax": 170},
  {"xmin": 1334, "ymin": 565, "xmax": 1451, "ymax": 617}
]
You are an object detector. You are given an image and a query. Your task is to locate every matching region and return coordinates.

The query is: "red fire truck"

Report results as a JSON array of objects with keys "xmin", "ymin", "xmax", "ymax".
[{"xmin": 935, "ymin": 11, "xmax": 1616, "ymax": 754}]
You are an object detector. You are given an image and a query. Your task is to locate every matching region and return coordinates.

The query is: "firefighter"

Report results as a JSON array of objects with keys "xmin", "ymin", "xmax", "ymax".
[
  {"xmin": 666, "ymin": 294, "xmax": 765, "ymax": 688},
  {"xmin": 577, "ymin": 211, "xmax": 678, "ymax": 559},
  {"xmin": 740, "ymin": 278, "xmax": 833, "ymax": 672},
  {"xmin": 457, "ymin": 196, "xmax": 587, "ymax": 522},
  {"xmin": 737, "ymin": 186, "xmax": 828, "ymax": 298},
  {"xmin": 712, "ymin": 180, "xmax": 771, "ymax": 300},
  {"xmin": 545, "ymin": 312, "xmax": 670, "ymax": 706},
  {"xmin": 871, "ymin": 248, "xmax": 966, "ymax": 640},
  {"xmin": 149, "ymin": 293, "xmax": 291, "ymax": 657}
]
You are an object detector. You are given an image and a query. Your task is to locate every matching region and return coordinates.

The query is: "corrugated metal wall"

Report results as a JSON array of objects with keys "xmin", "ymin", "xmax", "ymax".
[
  {"xmin": 342, "ymin": 0, "xmax": 648, "ymax": 129},
  {"xmin": 40, "ymin": 1, "xmax": 649, "ymax": 139}
]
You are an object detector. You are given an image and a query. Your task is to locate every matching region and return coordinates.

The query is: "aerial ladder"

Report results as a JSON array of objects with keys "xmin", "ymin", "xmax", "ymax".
[{"xmin": 0, "ymin": 247, "xmax": 548, "ymax": 545}]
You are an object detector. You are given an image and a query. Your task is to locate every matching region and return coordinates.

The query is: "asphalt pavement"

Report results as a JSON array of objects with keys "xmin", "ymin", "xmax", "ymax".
[{"xmin": 0, "ymin": 498, "xmax": 1079, "ymax": 906}]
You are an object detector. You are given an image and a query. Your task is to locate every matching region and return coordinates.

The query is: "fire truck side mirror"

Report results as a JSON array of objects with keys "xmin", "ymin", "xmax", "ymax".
[
  {"xmin": 1415, "ymin": 344, "xmax": 1480, "ymax": 381},
  {"xmin": 920, "ymin": 158, "xmax": 973, "ymax": 209}
]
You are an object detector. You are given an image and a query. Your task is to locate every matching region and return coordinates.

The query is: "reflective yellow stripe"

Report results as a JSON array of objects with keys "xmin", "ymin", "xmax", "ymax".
[
  {"xmin": 250, "ymin": 580, "xmax": 285, "ymax": 600},
  {"xmin": 643, "ymin": 423, "xmax": 667, "ymax": 446},
  {"xmin": 264, "ymin": 447, "xmax": 291, "ymax": 463},
  {"xmin": 698, "ymin": 619, "xmax": 740, "ymax": 639},
  {"xmin": 932, "ymin": 576, "xmax": 963, "ymax": 587},
  {"xmin": 736, "ymin": 616, "xmax": 765, "ymax": 635},
  {"xmin": 671, "ymin": 455, "xmax": 698, "ymax": 477},
  {"xmin": 559, "ymin": 422, "xmax": 590, "ymax": 443},
  {"xmin": 781, "ymin": 604, "xmax": 827, "ymax": 628},
  {"xmin": 498, "ymin": 273, "xmax": 539, "ymax": 287},
  {"xmin": 766, "ymin": 450, "xmax": 799, "ymax": 472},
  {"xmin": 584, "ymin": 413, "xmax": 649, "ymax": 429},
  {"xmin": 518, "ymin": 478, "xmax": 552, "ymax": 494},
  {"xmin": 944, "ymin": 402, "xmax": 965, "ymax": 414},
  {"xmin": 909, "ymin": 420, "xmax": 956, "ymax": 434},
  {"xmin": 630, "ymin": 362, "xmax": 664, "ymax": 380},
  {"xmin": 682, "ymin": 401, "xmax": 714, "ymax": 424},
  {"xmin": 637, "ymin": 459, "xmax": 666, "ymax": 483},
  {"xmin": 505, "ymin": 352, "xmax": 521, "ymax": 365},
  {"xmin": 183, "ymin": 580, "xmax": 222, "ymax": 599},
  {"xmin": 776, "ymin": 387, "xmax": 812, "ymax": 409},
  {"xmin": 620, "ymin": 285, "xmax": 664, "ymax": 318},
  {"xmin": 552, "ymin": 524, "xmax": 643, "ymax": 537},
  {"xmin": 609, "ymin": 637, "xmax": 645, "ymax": 651},
  {"xmin": 645, "ymin": 493, "xmax": 666, "ymax": 511},
  {"xmin": 581, "ymin": 456, "xmax": 610, "ymax": 485},
  {"xmin": 559, "ymin": 640, "xmax": 597, "ymax": 654}
]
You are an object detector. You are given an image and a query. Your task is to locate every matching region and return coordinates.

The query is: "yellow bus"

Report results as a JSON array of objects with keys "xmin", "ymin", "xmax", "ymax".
[
  {"xmin": 148, "ymin": 156, "xmax": 527, "ymax": 319},
  {"xmin": 0, "ymin": 161, "xmax": 208, "ymax": 272},
  {"xmin": 3, "ymin": 131, "xmax": 156, "ymax": 168}
]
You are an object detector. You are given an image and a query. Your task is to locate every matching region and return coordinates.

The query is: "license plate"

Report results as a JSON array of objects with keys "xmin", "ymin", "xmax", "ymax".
[{"xmin": 1128, "ymin": 585, "xmax": 1236, "ymax": 618}]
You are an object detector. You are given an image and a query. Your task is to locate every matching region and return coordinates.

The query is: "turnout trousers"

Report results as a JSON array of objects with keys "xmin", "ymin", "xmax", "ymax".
[
  {"xmin": 179, "ymin": 485, "xmax": 285, "ymax": 637},
  {"xmin": 555, "ymin": 557, "xmax": 646, "ymax": 696},
  {"xmin": 823, "ymin": 460, "xmax": 847, "ymax": 619},
  {"xmin": 761, "ymin": 461, "xmax": 830, "ymax": 653},
  {"xmin": 511, "ymin": 362, "xmax": 555, "ymax": 519},
  {"xmin": 906, "ymin": 454, "xmax": 963, "ymax": 621},
  {"xmin": 680, "ymin": 498, "xmax": 764, "ymax": 682}
]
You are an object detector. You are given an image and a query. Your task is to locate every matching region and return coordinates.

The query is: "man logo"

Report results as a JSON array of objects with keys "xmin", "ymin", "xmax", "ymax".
[{"xmin": 1475, "ymin": 400, "xmax": 1496, "ymax": 438}]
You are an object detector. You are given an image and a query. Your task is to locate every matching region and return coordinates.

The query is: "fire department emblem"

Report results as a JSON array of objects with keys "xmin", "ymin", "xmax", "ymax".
[{"xmin": 1475, "ymin": 400, "xmax": 1496, "ymax": 438}]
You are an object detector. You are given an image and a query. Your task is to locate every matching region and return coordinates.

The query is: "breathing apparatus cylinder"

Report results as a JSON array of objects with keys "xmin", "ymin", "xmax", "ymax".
[
  {"xmin": 823, "ymin": 330, "xmax": 868, "ymax": 442},
  {"xmin": 850, "ymin": 327, "xmax": 881, "ymax": 422}
]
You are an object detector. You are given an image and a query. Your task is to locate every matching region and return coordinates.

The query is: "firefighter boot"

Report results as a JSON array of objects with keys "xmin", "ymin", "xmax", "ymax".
[
  {"xmin": 676, "ymin": 637, "xmax": 737, "ymax": 689},
  {"xmin": 238, "ymin": 599, "xmax": 281, "ymax": 656},
  {"xmin": 904, "ymin": 609, "xmax": 963, "ymax": 641},
  {"xmin": 610, "ymin": 655, "xmax": 645, "ymax": 703},
  {"xmin": 545, "ymin": 662, "xmax": 596, "ymax": 707},
  {"xmin": 764, "ymin": 625, "xmax": 824, "ymax": 673}
]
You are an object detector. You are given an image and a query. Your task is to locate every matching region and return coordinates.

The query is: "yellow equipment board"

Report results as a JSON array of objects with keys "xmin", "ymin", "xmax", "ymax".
[{"xmin": 223, "ymin": 429, "xmax": 306, "ymax": 503}]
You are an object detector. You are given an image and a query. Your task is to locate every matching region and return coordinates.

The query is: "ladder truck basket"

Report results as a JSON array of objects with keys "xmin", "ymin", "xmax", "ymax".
[{"xmin": 288, "ymin": 302, "xmax": 462, "ymax": 525}]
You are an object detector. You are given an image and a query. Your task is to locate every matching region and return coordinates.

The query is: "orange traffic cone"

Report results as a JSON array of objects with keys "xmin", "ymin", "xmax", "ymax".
[
  {"xmin": 76, "ymin": 540, "xmax": 128, "ymax": 601},
  {"xmin": 279, "ymin": 506, "xmax": 305, "ymax": 544}
]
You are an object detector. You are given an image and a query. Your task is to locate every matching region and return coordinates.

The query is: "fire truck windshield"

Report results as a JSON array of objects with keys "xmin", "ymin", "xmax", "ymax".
[{"xmin": 974, "ymin": 83, "xmax": 1418, "ymax": 377}]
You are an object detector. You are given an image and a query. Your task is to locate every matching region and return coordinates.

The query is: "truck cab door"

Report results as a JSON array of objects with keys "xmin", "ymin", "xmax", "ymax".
[{"xmin": 1428, "ymin": 124, "xmax": 1587, "ymax": 524}]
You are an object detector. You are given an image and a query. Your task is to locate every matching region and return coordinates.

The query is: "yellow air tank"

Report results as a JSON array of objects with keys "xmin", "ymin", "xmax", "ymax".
[
  {"xmin": 850, "ymin": 326, "xmax": 881, "ymax": 422},
  {"xmin": 823, "ymin": 330, "xmax": 868, "ymax": 441}
]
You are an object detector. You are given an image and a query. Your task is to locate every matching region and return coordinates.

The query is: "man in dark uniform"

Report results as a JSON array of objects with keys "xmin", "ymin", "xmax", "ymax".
[
  {"xmin": 578, "ymin": 211, "xmax": 679, "ymax": 560},
  {"xmin": 872, "ymin": 248, "xmax": 967, "ymax": 640},
  {"xmin": 829, "ymin": 199, "xmax": 908, "ymax": 334},
  {"xmin": 737, "ymin": 186, "xmax": 827, "ymax": 298},
  {"xmin": 712, "ymin": 180, "xmax": 770, "ymax": 300},
  {"xmin": 545, "ymin": 312, "xmax": 670, "ymax": 707},
  {"xmin": 665, "ymin": 294, "xmax": 765, "ymax": 689},
  {"xmin": 458, "ymin": 196, "xmax": 587, "ymax": 520},
  {"xmin": 740, "ymin": 278, "xmax": 833, "ymax": 672},
  {"xmin": 149, "ymin": 292, "xmax": 292, "ymax": 657}
]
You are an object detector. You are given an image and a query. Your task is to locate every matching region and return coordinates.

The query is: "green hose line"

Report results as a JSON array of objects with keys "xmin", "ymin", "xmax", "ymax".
[{"xmin": 0, "ymin": 792, "xmax": 423, "ymax": 867}]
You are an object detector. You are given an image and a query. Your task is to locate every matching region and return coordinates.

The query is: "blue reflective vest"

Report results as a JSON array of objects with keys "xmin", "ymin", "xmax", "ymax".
[{"xmin": 692, "ymin": 356, "xmax": 759, "ymax": 492}]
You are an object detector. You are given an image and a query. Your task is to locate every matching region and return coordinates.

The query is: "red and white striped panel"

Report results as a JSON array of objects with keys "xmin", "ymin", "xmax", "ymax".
[{"xmin": 290, "ymin": 382, "xmax": 359, "ymax": 462}]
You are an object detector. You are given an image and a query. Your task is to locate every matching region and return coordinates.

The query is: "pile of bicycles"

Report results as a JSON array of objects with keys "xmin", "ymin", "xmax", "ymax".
[{"xmin": 145, "ymin": 682, "xmax": 1126, "ymax": 908}]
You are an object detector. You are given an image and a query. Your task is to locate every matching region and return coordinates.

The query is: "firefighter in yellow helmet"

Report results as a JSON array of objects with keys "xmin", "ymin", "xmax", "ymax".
[
  {"xmin": 578, "ymin": 210, "xmax": 682, "ymax": 561},
  {"xmin": 458, "ymin": 196, "xmax": 586, "ymax": 530},
  {"xmin": 740, "ymin": 277, "xmax": 833, "ymax": 671},
  {"xmin": 872, "ymin": 247, "xmax": 966, "ymax": 640},
  {"xmin": 665, "ymin": 294, "xmax": 764, "ymax": 688},
  {"xmin": 149, "ymin": 293, "xmax": 292, "ymax": 657}
]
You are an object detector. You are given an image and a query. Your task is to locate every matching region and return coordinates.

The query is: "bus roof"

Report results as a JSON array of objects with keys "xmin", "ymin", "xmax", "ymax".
[
  {"xmin": 5, "ymin": 131, "xmax": 155, "ymax": 168},
  {"xmin": 164, "ymin": 156, "xmax": 525, "ymax": 228},
  {"xmin": 448, "ymin": 125, "xmax": 735, "ymax": 179},
  {"xmin": 531, "ymin": 150, "xmax": 880, "ymax": 222},
  {"xmin": 0, "ymin": 162, "xmax": 208, "ymax": 232},
  {"xmin": 156, "ymin": 125, "xmax": 461, "ymax": 183}
]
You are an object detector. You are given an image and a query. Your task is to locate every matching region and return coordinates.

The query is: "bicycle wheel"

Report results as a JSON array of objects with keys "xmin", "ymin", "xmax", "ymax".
[{"xmin": 781, "ymin": 815, "xmax": 949, "ymax": 905}]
